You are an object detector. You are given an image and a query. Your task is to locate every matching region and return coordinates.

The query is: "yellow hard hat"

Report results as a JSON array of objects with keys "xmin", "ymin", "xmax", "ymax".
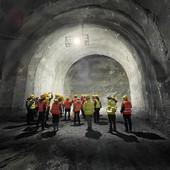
[
  {"xmin": 74, "ymin": 94, "xmax": 77, "ymax": 97},
  {"xmin": 29, "ymin": 94, "xmax": 34, "ymax": 98},
  {"xmin": 86, "ymin": 94, "xmax": 90, "ymax": 99},
  {"xmin": 55, "ymin": 94, "xmax": 60, "ymax": 98},
  {"xmin": 111, "ymin": 95, "xmax": 115, "ymax": 99},
  {"xmin": 44, "ymin": 92, "xmax": 48, "ymax": 97},
  {"xmin": 40, "ymin": 94, "xmax": 46, "ymax": 99},
  {"xmin": 123, "ymin": 95, "xmax": 128, "ymax": 99}
]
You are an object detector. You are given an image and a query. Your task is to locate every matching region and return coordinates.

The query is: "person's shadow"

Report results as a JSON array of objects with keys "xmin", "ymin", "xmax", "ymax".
[
  {"xmin": 97, "ymin": 121, "xmax": 108, "ymax": 125},
  {"xmin": 112, "ymin": 131, "xmax": 140, "ymax": 143},
  {"xmin": 41, "ymin": 131, "xmax": 56, "ymax": 138},
  {"xmin": 3, "ymin": 124, "xmax": 28, "ymax": 129},
  {"xmin": 85, "ymin": 129, "xmax": 102, "ymax": 140},
  {"xmin": 132, "ymin": 132, "xmax": 166, "ymax": 140},
  {"xmin": 15, "ymin": 129, "xmax": 38, "ymax": 140}
]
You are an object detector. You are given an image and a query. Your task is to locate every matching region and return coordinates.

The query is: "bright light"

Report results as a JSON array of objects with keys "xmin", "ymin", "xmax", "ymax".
[{"xmin": 73, "ymin": 37, "xmax": 81, "ymax": 45}]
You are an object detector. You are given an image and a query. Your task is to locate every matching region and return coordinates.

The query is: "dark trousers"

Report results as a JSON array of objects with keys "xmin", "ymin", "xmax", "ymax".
[
  {"xmin": 26, "ymin": 109, "xmax": 35, "ymax": 124},
  {"xmin": 60, "ymin": 104, "xmax": 64, "ymax": 117},
  {"xmin": 94, "ymin": 108, "xmax": 100, "ymax": 123},
  {"xmin": 108, "ymin": 114, "xmax": 116, "ymax": 131},
  {"xmin": 123, "ymin": 114, "xmax": 132, "ymax": 132},
  {"xmin": 36, "ymin": 112, "xmax": 45, "ymax": 130},
  {"xmin": 86, "ymin": 115, "xmax": 92, "ymax": 130},
  {"xmin": 74, "ymin": 111, "xmax": 80, "ymax": 124},
  {"xmin": 64, "ymin": 108, "xmax": 71, "ymax": 120},
  {"xmin": 81, "ymin": 108, "xmax": 85, "ymax": 118},
  {"xmin": 35, "ymin": 107, "xmax": 38, "ymax": 117},
  {"xmin": 46, "ymin": 106, "xmax": 50, "ymax": 121}
]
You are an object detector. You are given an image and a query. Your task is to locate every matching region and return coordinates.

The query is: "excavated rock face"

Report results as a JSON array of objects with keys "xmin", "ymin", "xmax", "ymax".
[
  {"xmin": 0, "ymin": 0, "xmax": 170, "ymax": 135},
  {"xmin": 64, "ymin": 55, "xmax": 130, "ymax": 105}
]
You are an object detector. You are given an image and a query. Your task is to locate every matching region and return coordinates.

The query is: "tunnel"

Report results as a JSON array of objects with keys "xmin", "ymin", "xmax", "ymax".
[{"xmin": 0, "ymin": 0, "xmax": 170, "ymax": 169}]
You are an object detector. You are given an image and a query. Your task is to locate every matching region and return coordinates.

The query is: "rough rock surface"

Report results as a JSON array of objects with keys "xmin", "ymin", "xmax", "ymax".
[{"xmin": 64, "ymin": 55, "xmax": 130, "ymax": 105}]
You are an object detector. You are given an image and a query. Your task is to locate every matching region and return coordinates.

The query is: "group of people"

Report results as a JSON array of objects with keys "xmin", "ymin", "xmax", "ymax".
[{"xmin": 26, "ymin": 92, "xmax": 132, "ymax": 133}]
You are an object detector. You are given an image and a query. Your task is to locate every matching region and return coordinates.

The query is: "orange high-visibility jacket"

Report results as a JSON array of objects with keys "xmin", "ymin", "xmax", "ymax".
[
  {"xmin": 50, "ymin": 102, "xmax": 61, "ymax": 115},
  {"xmin": 122, "ymin": 100, "xmax": 132, "ymax": 115},
  {"xmin": 38, "ymin": 100, "xmax": 46, "ymax": 112},
  {"xmin": 64, "ymin": 100, "xmax": 71, "ymax": 109},
  {"xmin": 72, "ymin": 97, "xmax": 77, "ymax": 103},
  {"xmin": 74, "ymin": 102, "xmax": 82, "ymax": 112}
]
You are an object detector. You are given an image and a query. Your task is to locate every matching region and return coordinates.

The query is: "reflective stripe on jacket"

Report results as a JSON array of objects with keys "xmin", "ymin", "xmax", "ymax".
[
  {"xmin": 27, "ymin": 99, "xmax": 36, "ymax": 109},
  {"xmin": 38, "ymin": 100, "xmax": 46, "ymax": 112},
  {"xmin": 50, "ymin": 103, "xmax": 61, "ymax": 115},
  {"xmin": 83, "ymin": 100, "xmax": 94, "ymax": 115},
  {"xmin": 122, "ymin": 100, "xmax": 132, "ymax": 115},
  {"xmin": 106, "ymin": 99, "xmax": 117, "ymax": 115},
  {"xmin": 74, "ymin": 102, "xmax": 82, "ymax": 112}
]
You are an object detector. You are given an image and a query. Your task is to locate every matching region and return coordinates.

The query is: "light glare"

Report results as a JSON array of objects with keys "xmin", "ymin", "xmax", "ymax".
[{"xmin": 73, "ymin": 38, "xmax": 81, "ymax": 45}]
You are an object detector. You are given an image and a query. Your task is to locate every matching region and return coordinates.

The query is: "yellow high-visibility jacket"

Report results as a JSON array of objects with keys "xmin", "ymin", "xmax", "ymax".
[
  {"xmin": 83, "ymin": 100, "xmax": 94, "ymax": 115},
  {"xmin": 106, "ymin": 99, "xmax": 117, "ymax": 115}
]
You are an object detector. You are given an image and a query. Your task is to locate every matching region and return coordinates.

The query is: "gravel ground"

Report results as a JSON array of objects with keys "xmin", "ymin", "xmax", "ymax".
[{"xmin": 0, "ymin": 112, "xmax": 170, "ymax": 170}]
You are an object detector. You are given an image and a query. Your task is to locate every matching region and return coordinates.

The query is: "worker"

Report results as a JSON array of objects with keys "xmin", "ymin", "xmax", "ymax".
[
  {"xmin": 55, "ymin": 94, "xmax": 60, "ymax": 100},
  {"xmin": 45, "ymin": 92, "xmax": 53, "ymax": 121},
  {"xmin": 73, "ymin": 98, "xmax": 82, "ymax": 125},
  {"xmin": 92, "ymin": 95, "xmax": 95, "ymax": 102},
  {"xmin": 50, "ymin": 98, "xmax": 62, "ymax": 131},
  {"xmin": 57, "ymin": 96, "xmax": 63, "ymax": 117},
  {"xmin": 25, "ymin": 94, "xmax": 36, "ymax": 125},
  {"xmin": 34, "ymin": 96, "xmax": 39, "ymax": 117},
  {"xmin": 81, "ymin": 94, "xmax": 86, "ymax": 119},
  {"xmin": 120, "ymin": 95, "xmax": 132, "ymax": 133},
  {"xmin": 106, "ymin": 95, "xmax": 117, "ymax": 133},
  {"xmin": 72, "ymin": 94, "xmax": 77, "ymax": 105},
  {"xmin": 94, "ymin": 95, "xmax": 102, "ymax": 123},
  {"xmin": 63, "ymin": 97, "xmax": 71, "ymax": 120},
  {"xmin": 83, "ymin": 95, "xmax": 94, "ymax": 131},
  {"xmin": 36, "ymin": 94, "xmax": 47, "ymax": 130},
  {"xmin": 59, "ymin": 95, "xmax": 64, "ymax": 117}
]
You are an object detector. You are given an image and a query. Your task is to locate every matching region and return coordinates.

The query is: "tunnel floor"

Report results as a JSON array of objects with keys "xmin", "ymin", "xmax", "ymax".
[{"xmin": 0, "ymin": 112, "xmax": 170, "ymax": 170}]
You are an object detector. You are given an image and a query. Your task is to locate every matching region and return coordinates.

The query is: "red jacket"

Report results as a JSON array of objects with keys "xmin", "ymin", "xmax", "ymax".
[
  {"xmin": 74, "ymin": 102, "xmax": 82, "ymax": 112},
  {"xmin": 64, "ymin": 100, "xmax": 71, "ymax": 109},
  {"xmin": 50, "ymin": 102, "xmax": 61, "ymax": 115},
  {"xmin": 122, "ymin": 100, "xmax": 132, "ymax": 115},
  {"xmin": 72, "ymin": 97, "xmax": 77, "ymax": 103},
  {"xmin": 38, "ymin": 100, "xmax": 46, "ymax": 112}
]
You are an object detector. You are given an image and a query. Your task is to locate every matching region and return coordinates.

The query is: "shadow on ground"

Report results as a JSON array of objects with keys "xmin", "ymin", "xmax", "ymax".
[
  {"xmin": 41, "ymin": 131, "xmax": 56, "ymax": 138},
  {"xmin": 3, "ymin": 124, "xmax": 28, "ymax": 129},
  {"xmin": 23, "ymin": 126, "xmax": 36, "ymax": 131},
  {"xmin": 15, "ymin": 130, "xmax": 38, "ymax": 140},
  {"xmin": 99, "ymin": 117, "xmax": 107, "ymax": 120},
  {"xmin": 133, "ymin": 132, "xmax": 166, "ymax": 140},
  {"xmin": 112, "ymin": 131, "xmax": 140, "ymax": 143},
  {"xmin": 85, "ymin": 130, "xmax": 102, "ymax": 140},
  {"xmin": 70, "ymin": 123, "xmax": 84, "ymax": 127},
  {"xmin": 97, "ymin": 121, "xmax": 108, "ymax": 125}
]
